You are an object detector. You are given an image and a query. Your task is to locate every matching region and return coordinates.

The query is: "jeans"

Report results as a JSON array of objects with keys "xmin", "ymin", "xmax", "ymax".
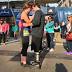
[{"xmin": 46, "ymin": 33, "xmax": 54, "ymax": 49}]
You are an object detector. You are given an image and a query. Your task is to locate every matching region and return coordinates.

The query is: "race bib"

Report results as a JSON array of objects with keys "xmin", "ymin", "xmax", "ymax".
[{"xmin": 23, "ymin": 29, "xmax": 30, "ymax": 36}]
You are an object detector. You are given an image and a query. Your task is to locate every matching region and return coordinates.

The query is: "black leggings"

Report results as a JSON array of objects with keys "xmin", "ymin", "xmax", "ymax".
[
  {"xmin": 21, "ymin": 36, "xmax": 29, "ymax": 56},
  {"xmin": 0, "ymin": 32, "xmax": 7, "ymax": 44},
  {"xmin": 21, "ymin": 35, "xmax": 42, "ymax": 56}
]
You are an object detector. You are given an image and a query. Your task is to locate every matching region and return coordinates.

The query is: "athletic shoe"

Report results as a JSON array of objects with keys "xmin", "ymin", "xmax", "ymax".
[
  {"xmin": 64, "ymin": 52, "xmax": 72, "ymax": 55},
  {"xmin": 49, "ymin": 48, "xmax": 54, "ymax": 52}
]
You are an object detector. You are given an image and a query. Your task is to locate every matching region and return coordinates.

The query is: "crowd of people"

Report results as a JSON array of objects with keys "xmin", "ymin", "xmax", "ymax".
[
  {"xmin": 0, "ymin": 18, "xmax": 19, "ymax": 45},
  {"xmin": 45, "ymin": 15, "xmax": 72, "ymax": 54},
  {"xmin": 0, "ymin": 1, "xmax": 72, "ymax": 67}
]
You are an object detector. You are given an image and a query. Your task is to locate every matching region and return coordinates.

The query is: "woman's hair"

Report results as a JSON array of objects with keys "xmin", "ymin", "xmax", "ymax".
[
  {"xmin": 22, "ymin": 1, "xmax": 34, "ymax": 11},
  {"xmin": 67, "ymin": 15, "xmax": 72, "ymax": 28},
  {"xmin": 67, "ymin": 15, "xmax": 72, "ymax": 23}
]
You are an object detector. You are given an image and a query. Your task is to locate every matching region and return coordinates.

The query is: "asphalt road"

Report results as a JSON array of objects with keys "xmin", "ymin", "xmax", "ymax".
[{"xmin": 0, "ymin": 41, "xmax": 72, "ymax": 72}]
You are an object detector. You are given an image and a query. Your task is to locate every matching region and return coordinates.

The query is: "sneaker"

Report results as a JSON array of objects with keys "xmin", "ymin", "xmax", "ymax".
[
  {"xmin": 49, "ymin": 48, "xmax": 54, "ymax": 52},
  {"xmin": 47, "ymin": 47, "xmax": 50, "ymax": 50},
  {"xmin": 30, "ymin": 61, "xmax": 39, "ymax": 67},
  {"xmin": 64, "ymin": 52, "xmax": 72, "ymax": 55},
  {"xmin": 69, "ymin": 52, "xmax": 72, "ymax": 54}
]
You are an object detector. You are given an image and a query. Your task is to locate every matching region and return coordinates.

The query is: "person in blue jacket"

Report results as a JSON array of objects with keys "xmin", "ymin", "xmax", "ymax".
[{"xmin": 45, "ymin": 16, "xmax": 55, "ymax": 52}]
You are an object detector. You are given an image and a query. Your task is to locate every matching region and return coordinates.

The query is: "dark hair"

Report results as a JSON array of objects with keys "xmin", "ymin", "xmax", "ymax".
[{"xmin": 33, "ymin": 3, "xmax": 40, "ymax": 8}]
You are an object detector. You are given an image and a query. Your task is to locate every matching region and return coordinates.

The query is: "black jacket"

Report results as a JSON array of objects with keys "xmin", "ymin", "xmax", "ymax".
[{"xmin": 31, "ymin": 10, "xmax": 45, "ymax": 38}]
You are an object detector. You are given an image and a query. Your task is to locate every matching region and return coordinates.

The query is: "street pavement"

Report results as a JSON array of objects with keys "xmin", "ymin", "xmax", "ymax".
[{"xmin": 0, "ymin": 40, "xmax": 72, "ymax": 72}]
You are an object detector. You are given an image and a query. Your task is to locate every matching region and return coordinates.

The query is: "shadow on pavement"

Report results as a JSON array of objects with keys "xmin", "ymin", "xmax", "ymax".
[
  {"xmin": 0, "ymin": 50, "xmax": 19, "ymax": 56},
  {"xmin": 9, "ymin": 48, "xmax": 49, "ymax": 69},
  {"xmin": 55, "ymin": 63, "xmax": 68, "ymax": 72},
  {"xmin": 39, "ymin": 48, "xmax": 49, "ymax": 69},
  {"xmin": 0, "ymin": 49, "xmax": 72, "ymax": 61},
  {"xmin": 10, "ymin": 53, "xmax": 21, "ymax": 61},
  {"xmin": 9, "ymin": 52, "xmax": 35, "ymax": 62},
  {"xmin": 46, "ymin": 53, "xmax": 72, "ymax": 60}
]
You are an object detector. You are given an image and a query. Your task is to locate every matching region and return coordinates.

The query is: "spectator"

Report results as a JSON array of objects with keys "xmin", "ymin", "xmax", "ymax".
[
  {"xmin": 3, "ymin": 20, "xmax": 9, "ymax": 38},
  {"xmin": 65, "ymin": 15, "xmax": 72, "ymax": 55},
  {"xmin": 54, "ymin": 22, "xmax": 61, "ymax": 42},
  {"xmin": 0, "ymin": 19, "xmax": 9, "ymax": 47},
  {"xmin": 60, "ymin": 21, "xmax": 67, "ymax": 39},
  {"xmin": 0, "ymin": 19, "xmax": 3, "ymax": 45},
  {"xmin": 12, "ymin": 23, "xmax": 18, "ymax": 39},
  {"xmin": 54, "ymin": 23, "xmax": 61, "ymax": 32},
  {"xmin": 45, "ymin": 16, "xmax": 55, "ymax": 52}
]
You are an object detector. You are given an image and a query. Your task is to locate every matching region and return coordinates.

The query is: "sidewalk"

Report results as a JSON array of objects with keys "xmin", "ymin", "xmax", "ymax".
[{"xmin": 0, "ymin": 41, "xmax": 72, "ymax": 72}]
